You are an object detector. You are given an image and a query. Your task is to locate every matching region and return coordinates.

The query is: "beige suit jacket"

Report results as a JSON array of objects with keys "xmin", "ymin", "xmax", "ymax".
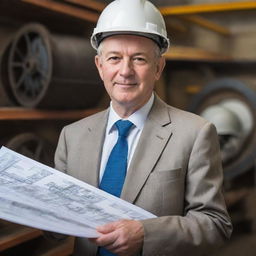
[{"xmin": 54, "ymin": 95, "xmax": 232, "ymax": 256}]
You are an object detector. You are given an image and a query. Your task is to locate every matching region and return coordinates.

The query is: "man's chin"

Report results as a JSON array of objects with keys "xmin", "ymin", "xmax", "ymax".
[{"xmin": 113, "ymin": 92, "xmax": 137, "ymax": 102}]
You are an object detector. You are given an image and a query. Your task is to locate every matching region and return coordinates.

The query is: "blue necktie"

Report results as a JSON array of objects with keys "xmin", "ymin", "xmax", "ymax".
[
  {"xmin": 98, "ymin": 120, "xmax": 133, "ymax": 256},
  {"xmin": 100, "ymin": 120, "xmax": 133, "ymax": 197}
]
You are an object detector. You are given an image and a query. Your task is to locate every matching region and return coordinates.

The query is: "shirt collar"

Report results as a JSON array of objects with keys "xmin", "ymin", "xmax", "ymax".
[{"xmin": 106, "ymin": 94, "xmax": 154, "ymax": 134}]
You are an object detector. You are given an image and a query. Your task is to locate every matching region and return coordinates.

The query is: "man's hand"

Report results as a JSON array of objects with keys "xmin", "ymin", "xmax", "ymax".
[{"xmin": 89, "ymin": 219, "xmax": 144, "ymax": 256}]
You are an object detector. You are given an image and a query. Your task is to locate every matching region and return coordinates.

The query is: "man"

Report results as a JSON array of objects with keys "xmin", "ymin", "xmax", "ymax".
[{"xmin": 54, "ymin": 0, "xmax": 232, "ymax": 255}]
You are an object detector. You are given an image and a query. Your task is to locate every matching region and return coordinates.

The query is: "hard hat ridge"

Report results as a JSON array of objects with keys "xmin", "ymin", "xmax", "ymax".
[{"xmin": 91, "ymin": 0, "xmax": 170, "ymax": 54}]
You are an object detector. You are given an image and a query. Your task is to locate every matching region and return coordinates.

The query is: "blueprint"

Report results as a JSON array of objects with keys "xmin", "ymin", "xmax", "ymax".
[{"xmin": 0, "ymin": 147, "xmax": 155, "ymax": 238}]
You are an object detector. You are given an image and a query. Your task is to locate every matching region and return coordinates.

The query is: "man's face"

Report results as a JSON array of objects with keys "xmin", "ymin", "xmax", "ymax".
[{"xmin": 95, "ymin": 35, "xmax": 165, "ymax": 114}]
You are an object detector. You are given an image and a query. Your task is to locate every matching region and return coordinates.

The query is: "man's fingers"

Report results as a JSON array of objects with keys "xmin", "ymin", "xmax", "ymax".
[
  {"xmin": 96, "ymin": 222, "xmax": 117, "ymax": 233},
  {"xmin": 89, "ymin": 222, "xmax": 120, "ymax": 247},
  {"xmin": 90, "ymin": 231, "xmax": 117, "ymax": 247},
  {"xmin": 90, "ymin": 220, "xmax": 144, "ymax": 256}
]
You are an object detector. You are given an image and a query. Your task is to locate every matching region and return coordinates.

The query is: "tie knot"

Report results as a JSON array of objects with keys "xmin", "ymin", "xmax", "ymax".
[{"xmin": 115, "ymin": 120, "xmax": 133, "ymax": 137}]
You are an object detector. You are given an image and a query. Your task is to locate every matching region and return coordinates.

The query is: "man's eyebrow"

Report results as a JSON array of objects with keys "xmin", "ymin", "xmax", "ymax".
[
  {"xmin": 105, "ymin": 51, "xmax": 147, "ymax": 56},
  {"xmin": 103, "ymin": 51, "xmax": 149, "ymax": 59},
  {"xmin": 105, "ymin": 51, "xmax": 121, "ymax": 55},
  {"xmin": 133, "ymin": 52, "xmax": 147, "ymax": 56}
]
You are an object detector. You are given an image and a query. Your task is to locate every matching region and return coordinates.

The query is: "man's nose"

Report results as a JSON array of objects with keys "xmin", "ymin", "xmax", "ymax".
[{"xmin": 119, "ymin": 59, "xmax": 134, "ymax": 77}]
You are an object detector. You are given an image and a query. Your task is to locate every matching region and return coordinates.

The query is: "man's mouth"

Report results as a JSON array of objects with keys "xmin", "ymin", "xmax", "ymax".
[{"xmin": 114, "ymin": 82, "xmax": 137, "ymax": 86}]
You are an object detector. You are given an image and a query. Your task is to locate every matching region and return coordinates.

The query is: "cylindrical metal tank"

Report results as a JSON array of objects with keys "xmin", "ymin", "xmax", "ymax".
[
  {"xmin": 189, "ymin": 78, "xmax": 256, "ymax": 180},
  {"xmin": 0, "ymin": 23, "xmax": 104, "ymax": 109}
]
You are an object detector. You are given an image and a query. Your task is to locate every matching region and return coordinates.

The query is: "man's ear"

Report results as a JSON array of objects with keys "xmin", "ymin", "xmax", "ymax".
[
  {"xmin": 95, "ymin": 55, "xmax": 104, "ymax": 81},
  {"xmin": 155, "ymin": 56, "xmax": 166, "ymax": 81}
]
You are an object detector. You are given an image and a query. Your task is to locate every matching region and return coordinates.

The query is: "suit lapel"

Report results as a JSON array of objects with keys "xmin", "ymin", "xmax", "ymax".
[
  {"xmin": 78, "ymin": 110, "xmax": 109, "ymax": 187},
  {"xmin": 121, "ymin": 96, "xmax": 173, "ymax": 203}
]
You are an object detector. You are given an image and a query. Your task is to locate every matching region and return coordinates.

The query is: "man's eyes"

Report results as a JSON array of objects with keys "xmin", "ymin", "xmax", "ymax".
[
  {"xmin": 133, "ymin": 57, "xmax": 146, "ymax": 63},
  {"xmin": 107, "ymin": 56, "xmax": 120, "ymax": 61},
  {"xmin": 106, "ymin": 56, "xmax": 147, "ymax": 63}
]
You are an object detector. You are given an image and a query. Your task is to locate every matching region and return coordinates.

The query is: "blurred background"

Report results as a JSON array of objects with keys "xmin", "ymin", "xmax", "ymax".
[{"xmin": 0, "ymin": 0, "xmax": 256, "ymax": 255}]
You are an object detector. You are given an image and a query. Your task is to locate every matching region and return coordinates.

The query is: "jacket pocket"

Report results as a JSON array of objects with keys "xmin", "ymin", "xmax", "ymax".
[
  {"xmin": 152, "ymin": 168, "xmax": 182, "ymax": 182},
  {"xmin": 136, "ymin": 168, "xmax": 184, "ymax": 216}
]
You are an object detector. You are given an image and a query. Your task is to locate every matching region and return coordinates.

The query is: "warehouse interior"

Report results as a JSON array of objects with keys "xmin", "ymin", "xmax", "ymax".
[{"xmin": 0, "ymin": 0, "xmax": 256, "ymax": 255}]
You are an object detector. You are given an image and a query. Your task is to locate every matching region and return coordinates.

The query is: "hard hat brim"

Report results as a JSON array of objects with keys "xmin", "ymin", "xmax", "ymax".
[{"xmin": 91, "ymin": 31, "xmax": 169, "ymax": 54}]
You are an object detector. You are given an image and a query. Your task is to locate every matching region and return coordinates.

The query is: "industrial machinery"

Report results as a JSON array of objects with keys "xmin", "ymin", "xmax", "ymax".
[
  {"xmin": 189, "ymin": 78, "xmax": 256, "ymax": 181},
  {"xmin": 3, "ymin": 132, "xmax": 54, "ymax": 167},
  {"xmin": 0, "ymin": 23, "xmax": 104, "ymax": 109}
]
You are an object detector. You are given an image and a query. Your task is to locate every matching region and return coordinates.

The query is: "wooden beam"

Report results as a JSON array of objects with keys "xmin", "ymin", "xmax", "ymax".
[
  {"xmin": 0, "ymin": 108, "xmax": 102, "ymax": 120},
  {"xmin": 0, "ymin": 224, "xmax": 42, "ymax": 251},
  {"xmin": 165, "ymin": 20, "xmax": 188, "ymax": 33},
  {"xmin": 164, "ymin": 46, "xmax": 232, "ymax": 62},
  {"xmin": 22, "ymin": 0, "xmax": 99, "ymax": 23},
  {"xmin": 64, "ymin": 0, "xmax": 105, "ymax": 12},
  {"xmin": 185, "ymin": 85, "xmax": 202, "ymax": 94},
  {"xmin": 159, "ymin": 1, "xmax": 256, "ymax": 16},
  {"xmin": 180, "ymin": 15, "xmax": 231, "ymax": 36},
  {"xmin": 38, "ymin": 237, "xmax": 74, "ymax": 256}
]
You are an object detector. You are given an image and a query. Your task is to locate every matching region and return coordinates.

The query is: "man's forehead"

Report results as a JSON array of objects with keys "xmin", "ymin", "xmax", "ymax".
[{"xmin": 100, "ymin": 35, "xmax": 156, "ymax": 54}]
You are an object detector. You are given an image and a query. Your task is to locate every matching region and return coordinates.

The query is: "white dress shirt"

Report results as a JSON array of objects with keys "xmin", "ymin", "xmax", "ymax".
[{"xmin": 99, "ymin": 94, "xmax": 154, "ymax": 183}]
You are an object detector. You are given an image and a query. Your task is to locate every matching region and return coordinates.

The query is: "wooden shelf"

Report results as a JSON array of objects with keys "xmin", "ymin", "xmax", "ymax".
[
  {"xmin": 22, "ymin": 0, "xmax": 100, "ymax": 23},
  {"xmin": 159, "ymin": 1, "xmax": 256, "ymax": 16},
  {"xmin": 38, "ymin": 237, "xmax": 74, "ymax": 256},
  {"xmin": 164, "ymin": 46, "xmax": 232, "ymax": 62},
  {"xmin": 0, "ymin": 220, "xmax": 74, "ymax": 255},
  {"xmin": 0, "ymin": 107, "xmax": 102, "ymax": 120},
  {"xmin": 0, "ymin": 221, "xmax": 42, "ymax": 251}
]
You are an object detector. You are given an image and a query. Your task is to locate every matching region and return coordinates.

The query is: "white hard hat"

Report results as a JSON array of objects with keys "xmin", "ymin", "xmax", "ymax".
[
  {"xmin": 200, "ymin": 105, "xmax": 242, "ymax": 137},
  {"xmin": 90, "ymin": 0, "xmax": 170, "ymax": 54}
]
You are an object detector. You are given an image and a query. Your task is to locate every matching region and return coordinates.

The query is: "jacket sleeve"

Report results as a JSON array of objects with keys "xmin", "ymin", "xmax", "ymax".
[
  {"xmin": 141, "ymin": 122, "xmax": 232, "ymax": 256},
  {"xmin": 54, "ymin": 127, "xmax": 68, "ymax": 173}
]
